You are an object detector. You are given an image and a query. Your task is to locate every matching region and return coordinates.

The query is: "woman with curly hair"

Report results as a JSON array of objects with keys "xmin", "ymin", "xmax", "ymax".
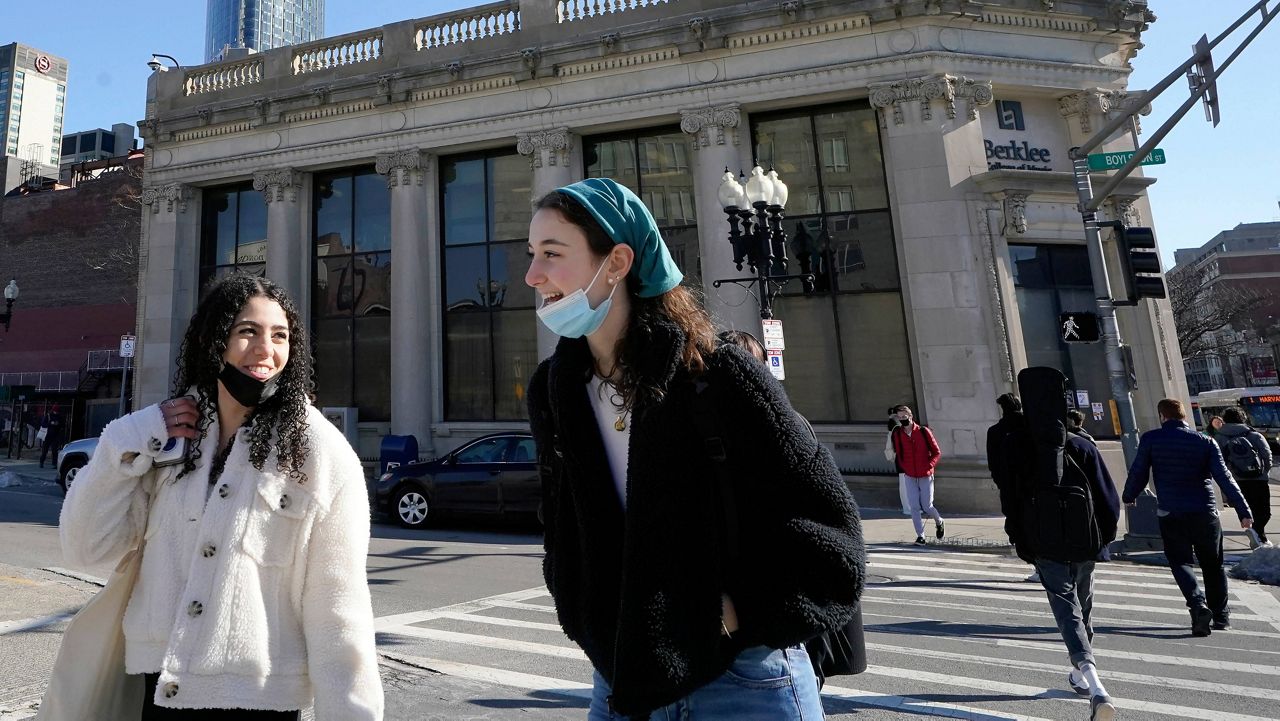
[
  {"xmin": 525, "ymin": 178, "xmax": 864, "ymax": 720},
  {"xmin": 58, "ymin": 273, "xmax": 383, "ymax": 719}
]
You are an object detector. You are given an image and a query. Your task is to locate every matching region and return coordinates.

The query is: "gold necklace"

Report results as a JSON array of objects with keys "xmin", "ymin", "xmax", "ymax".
[{"xmin": 609, "ymin": 388, "xmax": 628, "ymax": 432}]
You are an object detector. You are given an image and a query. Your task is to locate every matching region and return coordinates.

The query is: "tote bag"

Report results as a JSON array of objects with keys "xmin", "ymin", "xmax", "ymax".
[{"xmin": 34, "ymin": 543, "xmax": 146, "ymax": 720}]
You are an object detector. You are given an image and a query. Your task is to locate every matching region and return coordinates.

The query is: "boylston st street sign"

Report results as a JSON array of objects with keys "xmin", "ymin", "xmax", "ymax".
[{"xmin": 1087, "ymin": 148, "xmax": 1167, "ymax": 171}]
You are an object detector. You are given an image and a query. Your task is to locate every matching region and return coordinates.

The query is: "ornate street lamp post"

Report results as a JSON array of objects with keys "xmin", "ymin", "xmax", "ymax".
[
  {"xmin": 713, "ymin": 165, "xmax": 812, "ymax": 320},
  {"xmin": 2, "ymin": 279, "xmax": 19, "ymax": 332}
]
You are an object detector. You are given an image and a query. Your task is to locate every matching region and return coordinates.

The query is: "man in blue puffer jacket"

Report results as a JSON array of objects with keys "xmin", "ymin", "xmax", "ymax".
[{"xmin": 1123, "ymin": 399, "xmax": 1254, "ymax": 636}]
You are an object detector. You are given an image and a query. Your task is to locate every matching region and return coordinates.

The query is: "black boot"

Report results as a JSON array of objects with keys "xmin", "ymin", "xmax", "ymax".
[{"xmin": 1191, "ymin": 605, "xmax": 1212, "ymax": 637}]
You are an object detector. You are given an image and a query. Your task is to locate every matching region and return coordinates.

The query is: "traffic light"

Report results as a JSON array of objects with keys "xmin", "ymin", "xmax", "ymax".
[{"xmin": 1113, "ymin": 225, "xmax": 1166, "ymax": 303}]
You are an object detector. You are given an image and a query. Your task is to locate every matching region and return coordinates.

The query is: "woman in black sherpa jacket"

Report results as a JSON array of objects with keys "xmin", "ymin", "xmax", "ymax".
[{"xmin": 524, "ymin": 178, "xmax": 865, "ymax": 720}]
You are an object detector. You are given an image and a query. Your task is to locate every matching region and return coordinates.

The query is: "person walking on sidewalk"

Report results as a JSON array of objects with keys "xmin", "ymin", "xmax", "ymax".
[
  {"xmin": 1123, "ymin": 398, "xmax": 1253, "ymax": 636},
  {"xmin": 1213, "ymin": 407, "xmax": 1273, "ymax": 548},
  {"xmin": 986, "ymin": 393, "xmax": 1041, "ymax": 583},
  {"xmin": 38, "ymin": 406, "xmax": 66, "ymax": 468},
  {"xmin": 885, "ymin": 404, "xmax": 944, "ymax": 544},
  {"xmin": 1066, "ymin": 410, "xmax": 1096, "ymax": 445},
  {"xmin": 1004, "ymin": 367, "xmax": 1121, "ymax": 721},
  {"xmin": 525, "ymin": 178, "xmax": 864, "ymax": 720},
  {"xmin": 58, "ymin": 273, "xmax": 383, "ymax": 719}
]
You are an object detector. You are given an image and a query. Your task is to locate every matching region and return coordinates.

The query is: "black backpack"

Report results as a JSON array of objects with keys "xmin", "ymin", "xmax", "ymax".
[
  {"xmin": 1016, "ymin": 367, "xmax": 1104, "ymax": 563},
  {"xmin": 1224, "ymin": 435, "xmax": 1264, "ymax": 479}
]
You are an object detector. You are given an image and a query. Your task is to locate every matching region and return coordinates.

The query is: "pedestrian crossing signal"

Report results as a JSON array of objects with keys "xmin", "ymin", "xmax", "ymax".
[{"xmin": 1060, "ymin": 312, "xmax": 1100, "ymax": 343}]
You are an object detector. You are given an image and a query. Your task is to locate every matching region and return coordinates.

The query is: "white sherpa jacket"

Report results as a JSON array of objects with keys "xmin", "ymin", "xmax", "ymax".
[{"xmin": 59, "ymin": 402, "xmax": 383, "ymax": 719}]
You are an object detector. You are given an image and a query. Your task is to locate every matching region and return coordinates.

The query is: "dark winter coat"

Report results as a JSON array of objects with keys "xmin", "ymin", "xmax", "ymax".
[
  {"xmin": 986, "ymin": 411, "xmax": 1033, "ymax": 543},
  {"xmin": 527, "ymin": 320, "xmax": 864, "ymax": 718},
  {"xmin": 1123, "ymin": 420, "xmax": 1252, "ymax": 518},
  {"xmin": 891, "ymin": 422, "xmax": 940, "ymax": 478}
]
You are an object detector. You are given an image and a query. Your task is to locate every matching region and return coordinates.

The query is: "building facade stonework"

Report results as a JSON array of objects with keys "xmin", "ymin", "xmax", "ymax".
[{"xmin": 137, "ymin": 0, "xmax": 1184, "ymax": 512}]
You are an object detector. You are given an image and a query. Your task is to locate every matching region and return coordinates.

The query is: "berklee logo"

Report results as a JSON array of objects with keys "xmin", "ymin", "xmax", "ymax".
[{"xmin": 996, "ymin": 100, "xmax": 1025, "ymax": 131}]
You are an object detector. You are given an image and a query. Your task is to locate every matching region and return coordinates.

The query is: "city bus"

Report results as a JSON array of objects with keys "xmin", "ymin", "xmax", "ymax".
[{"xmin": 1190, "ymin": 387, "xmax": 1280, "ymax": 453}]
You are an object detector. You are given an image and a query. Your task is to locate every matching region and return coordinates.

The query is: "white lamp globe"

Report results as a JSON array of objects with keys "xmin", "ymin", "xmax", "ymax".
[
  {"xmin": 744, "ymin": 165, "xmax": 773, "ymax": 206},
  {"xmin": 717, "ymin": 169, "xmax": 743, "ymax": 208},
  {"xmin": 767, "ymin": 169, "xmax": 788, "ymax": 208}
]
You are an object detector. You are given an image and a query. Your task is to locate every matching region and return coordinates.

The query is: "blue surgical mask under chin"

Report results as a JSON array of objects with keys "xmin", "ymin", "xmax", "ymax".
[{"xmin": 536, "ymin": 261, "xmax": 618, "ymax": 338}]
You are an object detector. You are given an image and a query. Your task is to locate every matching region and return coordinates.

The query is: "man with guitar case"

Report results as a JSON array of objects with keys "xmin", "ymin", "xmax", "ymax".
[{"xmin": 998, "ymin": 367, "xmax": 1121, "ymax": 721}]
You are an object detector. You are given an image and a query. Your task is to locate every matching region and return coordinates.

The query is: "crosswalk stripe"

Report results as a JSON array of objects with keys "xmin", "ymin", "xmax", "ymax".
[
  {"xmin": 869, "ymin": 560, "xmax": 1224, "ymax": 596},
  {"xmin": 379, "ymin": 651, "xmax": 1056, "ymax": 720},
  {"xmin": 433, "ymin": 610, "xmax": 563, "ymax": 632},
  {"xmin": 869, "ymin": 549, "xmax": 1176, "ymax": 580},
  {"xmin": 383, "ymin": 624, "xmax": 588, "ymax": 659},
  {"xmin": 485, "ymin": 598, "xmax": 559, "ymax": 613},
  {"xmin": 1234, "ymin": 582, "xmax": 1280, "ymax": 633},
  {"xmin": 373, "ymin": 586, "xmax": 548, "ymax": 630},
  {"xmin": 882, "ymin": 572, "xmax": 1189, "ymax": 604},
  {"xmin": 865, "ymin": 641, "xmax": 1280, "ymax": 702},
  {"xmin": 869, "ymin": 585, "xmax": 1269, "ymax": 621},
  {"xmin": 858, "ymin": 662, "xmax": 1275, "ymax": 721},
  {"xmin": 0, "ymin": 611, "xmax": 74, "ymax": 636}
]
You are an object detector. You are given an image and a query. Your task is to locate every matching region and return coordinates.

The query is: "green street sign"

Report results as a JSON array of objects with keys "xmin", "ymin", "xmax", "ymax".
[{"xmin": 1087, "ymin": 148, "xmax": 1167, "ymax": 171}]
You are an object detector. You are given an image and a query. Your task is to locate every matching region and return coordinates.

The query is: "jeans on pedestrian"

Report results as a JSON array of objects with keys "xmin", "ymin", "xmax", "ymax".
[
  {"xmin": 1034, "ymin": 558, "xmax": 1096, "ymax": 668},
  {"xmin": 1238, "ymin": 478, "xmax": 1271, "ymax": 542},
  {"xmin": 899, "ymin": 475, "xmax": 943, "ymax": 536},
  {"xmin": 587, "ymin": 645, "xmax": 824, "ymax": 721},
  {"xmin": 1158, "ymin": 510, "xmax": 1228, "ymax": 615}
]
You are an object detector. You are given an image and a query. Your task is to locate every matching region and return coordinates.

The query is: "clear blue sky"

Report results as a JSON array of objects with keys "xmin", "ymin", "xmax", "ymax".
[{"xmin": 8, "ymin": 2, "xmax": 1277, "ymax": 264}]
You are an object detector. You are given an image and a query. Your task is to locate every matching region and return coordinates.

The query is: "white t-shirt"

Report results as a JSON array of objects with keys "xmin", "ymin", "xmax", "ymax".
[{"xmin": 586, "ymin": 375, "xmax": 631, "ymax": 508}]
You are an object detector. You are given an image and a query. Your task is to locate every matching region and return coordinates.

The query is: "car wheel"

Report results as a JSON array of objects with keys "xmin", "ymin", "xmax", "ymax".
[
  {"xmin": 393, "ymin": 486, "xmax": 431, "ymax": 529},
  {"xmin": 60, "ymin": 458, "xmax": 86, "ymax": 495}
]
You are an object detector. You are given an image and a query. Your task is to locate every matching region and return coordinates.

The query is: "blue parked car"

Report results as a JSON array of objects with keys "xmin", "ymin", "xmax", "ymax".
[{"xmin": 368, "ymin": 432, "xmax": 540, "ymax": 529}]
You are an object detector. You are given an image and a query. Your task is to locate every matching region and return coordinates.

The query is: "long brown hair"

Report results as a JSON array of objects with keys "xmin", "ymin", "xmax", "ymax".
[{"xmin": 534, "ymin": 190, "xmax": 717, "ymax": 409}]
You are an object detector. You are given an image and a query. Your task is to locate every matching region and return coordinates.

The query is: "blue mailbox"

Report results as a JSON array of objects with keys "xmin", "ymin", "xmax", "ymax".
[{"xmin": 379, "ymin": 434, "xmax": 419, "ymax": 476}]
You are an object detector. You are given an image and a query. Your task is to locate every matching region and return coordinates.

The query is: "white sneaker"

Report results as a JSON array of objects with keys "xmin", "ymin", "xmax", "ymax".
[
  {"xmin": 1025, "ymin": 570, "xmax": 1041, "ymax": 583},
  {"xmin": 1245, "ymin": 528, "xmax": 1264, "ymax": 549}
]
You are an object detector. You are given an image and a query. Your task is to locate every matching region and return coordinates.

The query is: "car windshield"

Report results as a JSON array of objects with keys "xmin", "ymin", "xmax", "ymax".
[{"xmin": 455, "ymin": 437, "xmax": 508, "ymax": 464}]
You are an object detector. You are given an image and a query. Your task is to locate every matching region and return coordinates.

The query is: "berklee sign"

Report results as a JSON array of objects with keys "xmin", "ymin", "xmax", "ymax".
[
  {"xmin": 1060, "ymin": 312, "xmax": 1101, "ymax": 344},
  {"xmin": 1112, "ymin": 225, "xmax": 1167, "ymax": 303}
]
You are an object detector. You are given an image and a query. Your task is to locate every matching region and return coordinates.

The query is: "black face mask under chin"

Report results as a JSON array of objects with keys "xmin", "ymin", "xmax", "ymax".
[{"xmin": 218, "ymin": 362, "xmax": 280, "ymax": 407}]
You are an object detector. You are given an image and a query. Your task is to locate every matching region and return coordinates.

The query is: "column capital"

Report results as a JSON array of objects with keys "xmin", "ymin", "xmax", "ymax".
[
  {"xmin": 376, "ymin": 149, "xmax": 429, "ymax": 188},
  {"xmin": 1057, "ymin": 88, "xmax": 1150, "ymax": 135},
  {"xmin": 516, "ymin": 127, "xmax": 572, "ymax": 170},
  {"xmin": 1108, "ymin": 193, "xmax": 1142, "ymax": 226},
  {"xmin": 679, "ymin": 103, "xmax": 741, "ymax": 149},
  {"xmin": 252, "ymin": 167, "xmax": 303, "ymax": 203},
  {"xmin": 869, "ymin": 73, "xmax": 993, "ymax": 127},
  {"xmin": 141, "ymin": 183, "xmax": 193, "ymax": 214}
]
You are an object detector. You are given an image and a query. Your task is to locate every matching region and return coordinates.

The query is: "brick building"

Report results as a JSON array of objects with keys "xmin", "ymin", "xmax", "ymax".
[{"xmin": 0, "ymin": 153, "xmax": 141, "ymax": 442}]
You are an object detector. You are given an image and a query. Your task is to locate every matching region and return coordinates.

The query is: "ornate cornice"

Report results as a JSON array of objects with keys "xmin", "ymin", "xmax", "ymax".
[
  {"xmin": 252, "ymin": 167, "xmax": 302, "ymax": 203},
  {"xmin": 1108, "ymin": 194, "xmax": 1142, "ymax": 227},
  {"xmin": 375, "ymin": 149, "xmax": 428, "ymax": 188},
  {"xmin": 141, "ymin": 183, "xmax": 193, "ymax": 214},
  {"xmin": 868, "ymin": 73, "xmax": 993, "ymax": 127},
  {"xmin": 679, "ymin": 104, "xmax": 741, "ymax": 149},
  {"xmin": 1057, "ymin": 88, "xmax": 1150, "ymax": 135},
  {"xmin": 516, "ymin": 127, "xmax": 571, "ymax": 170}
]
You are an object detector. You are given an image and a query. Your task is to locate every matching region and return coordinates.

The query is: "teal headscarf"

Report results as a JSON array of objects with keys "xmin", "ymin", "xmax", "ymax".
[{"xmin": 556, "ymin": 178, "xmax": 683, "ymax": 298}]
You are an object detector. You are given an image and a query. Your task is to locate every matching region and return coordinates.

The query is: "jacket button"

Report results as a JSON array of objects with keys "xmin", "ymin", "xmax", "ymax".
[
  {"xmin": 148, "ymin": 437, "xmax": 163, "ymax": 452},
  {"xmin": 279, "ymin": 494, "xmax": 290, "ymax": 510},
  {"xmin": 201, "ymin": 544, "xmax": 216, "ymax": 558},
  {"xmin": 163, "ymin": 682, "xmax": 179, "ymax": 698},
  {"xmin": 217, "ymin": 484, "xmax": 229, "ymax": 498},
  {"xmin": 188, "ymin": 601, "xmax": 203, "ymax": 617}
]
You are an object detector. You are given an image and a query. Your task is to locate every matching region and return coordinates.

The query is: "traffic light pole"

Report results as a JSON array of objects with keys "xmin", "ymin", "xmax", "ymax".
[{"xmin": 1066, "ymin": 0, "xmax": 1278, "ymax": 550}]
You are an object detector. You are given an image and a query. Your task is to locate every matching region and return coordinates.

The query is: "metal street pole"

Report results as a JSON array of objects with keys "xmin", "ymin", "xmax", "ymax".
[{"xmin": 118, "ymin": 358, "xmax": 129, "ymax": 419}]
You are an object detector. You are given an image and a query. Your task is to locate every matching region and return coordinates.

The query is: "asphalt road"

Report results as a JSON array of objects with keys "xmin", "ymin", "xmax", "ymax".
[{"xmin": 3, "ymin": 480, "xmax": 1279, "ymax": 720}]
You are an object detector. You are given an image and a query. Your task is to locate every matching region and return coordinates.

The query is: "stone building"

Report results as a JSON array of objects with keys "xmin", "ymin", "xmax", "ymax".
[{"xmin": 135, "ymin": 0, "xmax": 1187, "ymax": 510}]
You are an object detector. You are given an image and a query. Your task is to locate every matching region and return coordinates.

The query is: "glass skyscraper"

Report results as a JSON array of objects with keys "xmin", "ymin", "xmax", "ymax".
[{"xmin": 205, "ymin": 0, "xmax": 325, "ymax": 63}]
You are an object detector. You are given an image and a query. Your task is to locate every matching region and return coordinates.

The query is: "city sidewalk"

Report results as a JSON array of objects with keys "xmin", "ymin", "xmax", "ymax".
[{"xmin": 0, "ymin": 452, "xmax": 60, "ymax": 489}]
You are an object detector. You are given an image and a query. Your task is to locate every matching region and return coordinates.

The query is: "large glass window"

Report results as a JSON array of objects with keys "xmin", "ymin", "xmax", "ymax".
[
  {"xmin": 1008, "ymin": 244, "xmax": 1114, "ymax": 438},
  {"xmin": 312, "ymin": 168, "xmax": 392, "ymax": 422},
  {"xmin": 752, "ymin": 104, "xmax": 914, "ymax": 422},
  {"xmin": 584, "ymin": 129, "xmax": 701, "ymax": 282},
  {"xmin": 441, "ymin": 151, "xmax": 536, "ymax": 421},
  {"xmin": 199, "ymin": 183, "xmax": 267, "ymax": 290}
]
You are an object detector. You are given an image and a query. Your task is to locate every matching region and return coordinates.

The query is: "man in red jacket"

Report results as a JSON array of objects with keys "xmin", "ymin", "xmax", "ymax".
[{"xmin": 886, "ymin": 404, "xmax": 944, "ymax": 544}]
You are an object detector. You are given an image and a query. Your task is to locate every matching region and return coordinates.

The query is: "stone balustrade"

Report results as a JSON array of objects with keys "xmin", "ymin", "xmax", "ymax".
[
  {"xmin": 292, "ymin": 29, "xmax": 384, "ymax": 75},
  {"xmin": 415, "ymin": 1, "xmax": 522, "ymax": 51},
  {"xmin": 556, "ymin": 0, "xmax": 672, "ymax": 22},
  {"xmin": 184, "ymin": 57, "xmax": 263, "ymax": 96}
]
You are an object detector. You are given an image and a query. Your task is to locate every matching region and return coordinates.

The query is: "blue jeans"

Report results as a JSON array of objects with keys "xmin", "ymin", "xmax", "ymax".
[
  {"xmin": 1034, "ymin": 559, "xmax": 1096, "ymax": 669},
  {"xmin": 588, "ymin": 645, "xmax": 824, "ymax": 720}
]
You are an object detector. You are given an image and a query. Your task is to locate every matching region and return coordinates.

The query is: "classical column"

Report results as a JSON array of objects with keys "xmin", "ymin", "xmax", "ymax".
[
  {"xmin": 680, "ymin": 103, "xmax": 758, "ymax": 335},
  {"xmin": 868, "ymin": 72, "xmax": 994, "ymax": 467},
  {"xmin": 252, "ymin": 167, "xmax": 306, "ymax": 300},
  {"xmin": 517, "ymin": 127, "xmax": 579, "ymax": 360},
  {"xmin": 138, "ymin": 183, "xmax": 199, "ymax": 407},
  {"xmin": 376, "ymin": 149, "xmax": 433, "ymax": 454}
]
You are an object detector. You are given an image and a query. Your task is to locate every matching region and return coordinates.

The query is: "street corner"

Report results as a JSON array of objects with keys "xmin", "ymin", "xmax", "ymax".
[{"xmin": 0, "ymin": 563, "xmax": 97, "ymax": 629}]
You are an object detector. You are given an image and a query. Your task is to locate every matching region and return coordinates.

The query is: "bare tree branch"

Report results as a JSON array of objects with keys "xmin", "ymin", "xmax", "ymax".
[{"xmin": 1169, "ymin": 264, "xmax": 1272, "ymax": 359}]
